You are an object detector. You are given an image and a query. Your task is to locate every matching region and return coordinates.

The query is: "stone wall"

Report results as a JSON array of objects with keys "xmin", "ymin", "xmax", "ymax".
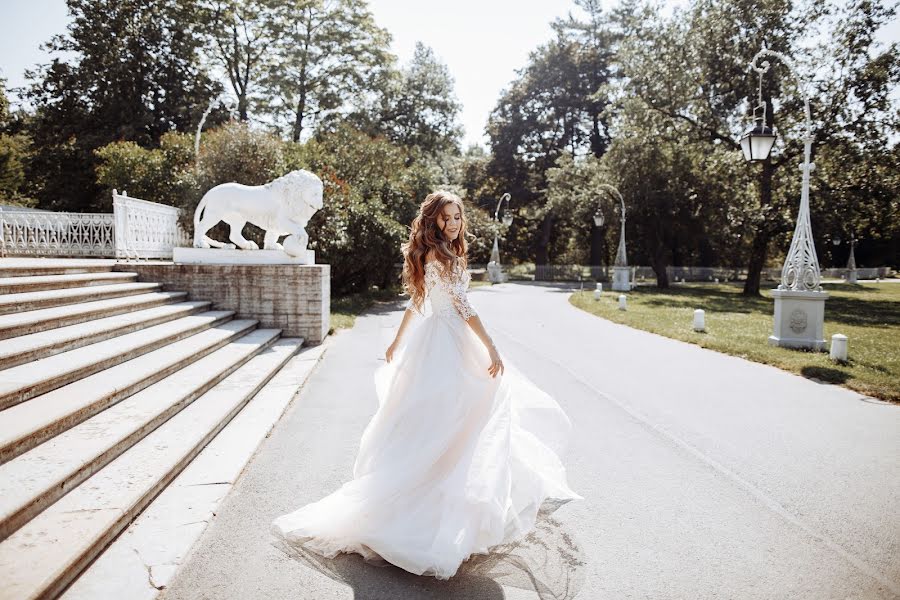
[{"xmin": 114, "ymin": 263, "xmax": 330, "ymax": 344}]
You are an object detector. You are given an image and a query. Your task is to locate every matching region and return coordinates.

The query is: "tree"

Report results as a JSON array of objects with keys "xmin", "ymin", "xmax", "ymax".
[
  {"xmin": 352, "ymin": 42, "xmax": 463, "ymax": 162},
  {"xmin": 616, "ymin": 0, "xmax": 899, "ymax": 294},
  {"xmin": 485, "ymin": 1, "xmax": 617, "ymax": 265},
  {"xmin": 202, "ymin": 0, "xmax": 281, "ymax": 121},
  {"xmin": 262, "ymin": 0, "xmax": 392, "ymax": 142},
  {"xmin": 23, "ymin": 0, "xmax": 223, "ymax": 211}
]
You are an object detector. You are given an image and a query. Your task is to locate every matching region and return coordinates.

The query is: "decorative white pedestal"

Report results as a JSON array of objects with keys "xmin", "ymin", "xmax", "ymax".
[
  {"xmin": 487, "ymin": 261, "xmax": 506, "ymax": 284},
  {"xmin": 612, "ymin": 266, "xmax": 631, "ymax": 292},
  {"xmin": 769, "ymin": 289, "xmax": 828, "ymax": 350},
  {"xmin": 847, "ymin": 269, "xmax": 858, "ymax": 284},
  {"xmin": 173, "ymin": 247, "xmax": 315, "ymax": 265}
]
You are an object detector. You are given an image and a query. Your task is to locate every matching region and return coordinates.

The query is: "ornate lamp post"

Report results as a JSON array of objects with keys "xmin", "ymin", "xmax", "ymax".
[
  {"xmin": 834, "ymin": 235, "xmax": 859, "ymax": 283},
  {"xmin": 594, "ymin": 184, "xmax": 629, "ymax": 292},
  {"xmin": 743, "ymin": 45, "xmax": 827, "ymax": 350},
  {"xmin": 487, "ymin": 193, "xmax": 512, "ymax": 284}
]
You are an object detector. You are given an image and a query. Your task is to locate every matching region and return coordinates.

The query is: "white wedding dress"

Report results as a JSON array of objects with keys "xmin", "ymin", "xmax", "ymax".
[{"xmin": 271, "ymin": 259, "xmax": 581, "ymax": 579}]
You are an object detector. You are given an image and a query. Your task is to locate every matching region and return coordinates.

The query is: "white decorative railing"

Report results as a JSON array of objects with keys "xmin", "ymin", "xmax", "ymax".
[
  {"xmin": 112, "ymin": 190, "xmax": 190, "ymax": 260},
  {"xmin": 0, "ymin": 207, "xmax": 115, "ymax": 258},
  {"xmin": 0, "ymin": 192, "xmax": 189, "ymax": 259}
]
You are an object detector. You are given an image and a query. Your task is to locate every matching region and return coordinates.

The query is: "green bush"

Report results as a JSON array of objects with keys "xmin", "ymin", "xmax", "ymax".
[{"xmin": 94, "ymin": 132, "xmax": 195, "ymax": 207}]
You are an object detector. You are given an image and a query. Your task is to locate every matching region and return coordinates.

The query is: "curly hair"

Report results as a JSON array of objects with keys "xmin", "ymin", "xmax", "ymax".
[{"xmin": 402, "ymin": 191, "xmax": 471, "ymax": 314}]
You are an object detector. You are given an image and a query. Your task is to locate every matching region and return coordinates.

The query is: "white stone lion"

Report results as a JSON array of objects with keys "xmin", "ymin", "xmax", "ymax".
[{"xmin": 192, "ymin": 169, "xmax": 323, "ymax": 257}]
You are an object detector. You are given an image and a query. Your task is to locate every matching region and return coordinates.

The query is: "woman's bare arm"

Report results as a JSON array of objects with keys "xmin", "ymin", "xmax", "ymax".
[
  {"xmin": 465, "ymin": 314, "xmax": 504, "ymax": 378},
  {"xmin": 385, "ymin": 307, "xmax": 417, "ymax": 363}
]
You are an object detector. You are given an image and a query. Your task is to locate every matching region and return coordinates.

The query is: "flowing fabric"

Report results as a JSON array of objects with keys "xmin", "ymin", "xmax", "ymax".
[{"xmin": 272, "ymin": 259, "xmax": 582, "ymax": 579}]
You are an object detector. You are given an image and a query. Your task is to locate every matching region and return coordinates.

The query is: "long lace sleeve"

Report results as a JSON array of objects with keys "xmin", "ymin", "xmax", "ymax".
[{"xmin": 448, "ymin": 269, "xmax": 477, "ymax": 321}]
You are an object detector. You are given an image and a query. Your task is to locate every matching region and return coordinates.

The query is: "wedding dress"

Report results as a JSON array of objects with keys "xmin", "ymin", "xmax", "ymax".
[{"xmin": 271, "ymin": 259, "xmax": 581, "ymax": 579}]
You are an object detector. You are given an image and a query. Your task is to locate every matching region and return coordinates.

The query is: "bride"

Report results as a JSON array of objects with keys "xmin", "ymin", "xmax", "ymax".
[{"xmin": 271, "ymin": 190, "xmax": 581, "ymax": 579}]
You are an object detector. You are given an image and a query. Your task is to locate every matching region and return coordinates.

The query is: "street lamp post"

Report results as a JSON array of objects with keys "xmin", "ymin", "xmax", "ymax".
[
  {"xmin": 487, "ymin": 193, "xmax": 512, "ymax": 284},
  {"xmin": 846, "ymin": 236, "xmax": 858, "ymax": 283},
  {"xmin": 742, "ymin": 45, "xmax": 827, "ymax": 350},
  {"xmin": 594, "ymin": 184, "xmax": 629, "ymax": 292}
]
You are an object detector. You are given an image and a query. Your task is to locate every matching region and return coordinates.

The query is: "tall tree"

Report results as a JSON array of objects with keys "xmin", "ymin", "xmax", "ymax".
[
  {"xmin": 485, "ymin": 1, "xmax": 616, "ymax": 265},
  {"xmin": 24, "ymin": 0, "xmax": 222, "ymax": 211},
  {"xmin": 203, "ymin": 0, "xmax": 281, "ymax": 122},
  {"xmin": 352, "ymin": 42, "xmax": 463, "ymax": 162},
  {"xmin": 262, "ymin": 0, "xmax": 392, "ymax": 142}
]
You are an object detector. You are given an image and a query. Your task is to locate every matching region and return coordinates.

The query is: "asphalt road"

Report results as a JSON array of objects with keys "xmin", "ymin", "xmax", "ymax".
[{"xmin": 162, "ymin": 281, "xmax": 900, "ymax": 600}]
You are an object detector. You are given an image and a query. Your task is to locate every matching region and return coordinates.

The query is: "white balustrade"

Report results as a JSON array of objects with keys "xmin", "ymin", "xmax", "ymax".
[
  {"xmin": 0, "ymin": 192, "xmax": 188, "ymax": 260},
  {"xmin": 0, "ymin": 207, "xmax": 115, "ymax": 257},
  {"xmin": 113, "ymin": 190, "xmax": 190, "ymax": 260}
]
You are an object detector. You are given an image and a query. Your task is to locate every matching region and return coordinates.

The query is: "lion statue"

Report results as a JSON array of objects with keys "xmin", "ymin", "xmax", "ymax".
[{"xmin": 192, "ymin": 169, "xmax": 323, "ymax": 258}]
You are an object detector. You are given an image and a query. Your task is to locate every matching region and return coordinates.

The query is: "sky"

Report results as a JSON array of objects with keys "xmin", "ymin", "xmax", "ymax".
[{"xmin": 1, "ymin": 0, "xmax": 898, "ymax": 149}]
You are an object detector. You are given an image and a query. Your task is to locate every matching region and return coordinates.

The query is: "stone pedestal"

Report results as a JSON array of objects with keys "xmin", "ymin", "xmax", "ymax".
[
  {"xmin": 173, "ymin": 247, "xmax": 315, "ymax": 265},
  {"xmin": 769, "ymin": 289, "xmax": 828, "ymax": 351},
  {"xmin": 612, "ymin": 266, "xmax": 631, "ymax": 292},
  {"xmin": 847, "ymin": 269, "xmax": 858, "ymax": 284},
  {"xmin": 114, "ymin": 261, "xmax": 330, "ymax": 344}
]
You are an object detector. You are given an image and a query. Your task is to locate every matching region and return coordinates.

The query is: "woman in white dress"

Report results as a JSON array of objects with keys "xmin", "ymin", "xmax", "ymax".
[{"xmin": 272, "ymin": 191, "xmax": 581, "ymax": 580}]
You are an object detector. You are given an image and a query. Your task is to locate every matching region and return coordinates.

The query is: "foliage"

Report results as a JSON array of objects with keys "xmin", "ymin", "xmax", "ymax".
[
  {"xmin": 351, "ymin": 42, "xmax": 463, "ymax": 161},
  {"xmin": 94, "ymin": 132, "xmax": 196, "ymax": 207},
  {"xmin": 484, "ymin": 0, "xmax": 617, "ymax": 264},
  {"xmin": 261, "ymin": 0, "xmax": 393, "ymax": 142},
  {"xmin": 23, "ymin": 0, "xmax": 224, "ymax": 211}
]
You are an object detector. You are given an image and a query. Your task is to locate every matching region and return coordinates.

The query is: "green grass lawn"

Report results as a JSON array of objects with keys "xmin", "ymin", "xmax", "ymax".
[{"xmin": 570, "ymin": 282, "xmax": 900, "ymax": 402}]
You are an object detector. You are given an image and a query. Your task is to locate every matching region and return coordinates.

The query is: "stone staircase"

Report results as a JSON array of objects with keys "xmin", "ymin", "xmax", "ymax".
[{"xmin": 0, "ymin": 260, "xmax": 324, "ymax": 599}]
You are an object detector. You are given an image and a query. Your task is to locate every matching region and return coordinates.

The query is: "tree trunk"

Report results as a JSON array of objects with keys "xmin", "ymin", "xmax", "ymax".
[
  {"xmin": 535, "ymin": 213, "xmax": 553, "ymax": 265},
  {"xmin": 293, "ymin": 92, "xmax": 307, "ymax": 142},
  {"xmin": 589, "ymin": 225, "xmax": 603, "ymax": 267},
  {"xmin": 238, "ymin": 96, "xmax": 248, "ymax": 122},
  {"xmin": 652, "ymin": 252, "xmax": 670, "ymax": 288},
  {"xmin": 743, "ymin": 160, "xmax": 774, "ymax": 296}
]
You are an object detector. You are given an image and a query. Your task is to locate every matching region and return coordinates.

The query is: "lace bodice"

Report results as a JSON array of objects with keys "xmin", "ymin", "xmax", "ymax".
[{"xmin": 406, "ymin": 259, "xmax": 477, "ymax": 320}]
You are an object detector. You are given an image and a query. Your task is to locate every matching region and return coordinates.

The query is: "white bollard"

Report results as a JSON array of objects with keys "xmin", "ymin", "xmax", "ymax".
[
  {"xmin": 594, "ymin": 282, "xmax": 603, "ymax": 300},
  {"xmin": 618, "ymin": 294, "xmax": 627, "ymax": 310},
  {"xmin": 714, "ymin": 277, "xmax": 719, "ymax": 284},
  {"xmin": 830, "ymin": 334, "xmax": 848, "ymax": 362},
  {"xmin": 693, "ymin": 309, "xmax": 706, "ymax": 332}
]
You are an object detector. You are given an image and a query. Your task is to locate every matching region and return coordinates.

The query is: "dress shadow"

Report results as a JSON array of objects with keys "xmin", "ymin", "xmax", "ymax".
[{"xmin": 272, "ymin": 502, "xmax": 586, "ymax": 600}]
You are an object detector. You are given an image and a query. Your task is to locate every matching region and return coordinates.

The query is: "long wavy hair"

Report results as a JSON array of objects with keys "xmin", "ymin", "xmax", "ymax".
[{"xmin": 402, "ymin": 191, "xmax": 471, "ymax": 314}]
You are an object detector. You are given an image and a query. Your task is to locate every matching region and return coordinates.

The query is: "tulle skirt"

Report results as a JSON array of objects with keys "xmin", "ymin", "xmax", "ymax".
[{"xmin": 271, "ymin": 311, "xmax": 581, "ymax": 579}]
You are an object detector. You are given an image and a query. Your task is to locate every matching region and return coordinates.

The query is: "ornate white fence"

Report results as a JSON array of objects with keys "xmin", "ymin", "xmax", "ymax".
[
  {"xmin": 0, "ymin": 207, "xmax": 115, "ymax": 257},
  {"xmin": 0, "ymin": 192, "xmax": 190, "ymax": 259},
  {"xmin": 112, "ymin": 191, "xmax": 190, "ymax": 260}
]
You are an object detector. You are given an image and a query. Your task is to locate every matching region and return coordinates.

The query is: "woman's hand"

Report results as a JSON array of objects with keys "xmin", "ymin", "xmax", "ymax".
[
  {"xmin": 488, "ymin": 346, "xmax": 504, "ymax": 378},
  {"xmin": 385, "ymin": 339, "xmax": 400, "ymax": 363}
]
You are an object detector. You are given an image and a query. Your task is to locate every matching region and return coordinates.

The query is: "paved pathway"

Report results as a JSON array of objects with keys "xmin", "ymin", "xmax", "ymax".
[{"xmin": 163, "ymin": 282, "xmax": 899, "ymax": 600}]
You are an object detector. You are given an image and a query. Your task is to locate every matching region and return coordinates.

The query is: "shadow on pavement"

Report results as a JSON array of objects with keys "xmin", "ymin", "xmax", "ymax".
[{"xmin": 272, "ymin": 506, "xmax": 585, "ymax": 600}]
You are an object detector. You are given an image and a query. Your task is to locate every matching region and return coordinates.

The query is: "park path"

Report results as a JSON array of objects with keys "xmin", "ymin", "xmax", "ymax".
[{"xmin": 162, "ymin": 282, "xmax": 899, "ymax": 600}]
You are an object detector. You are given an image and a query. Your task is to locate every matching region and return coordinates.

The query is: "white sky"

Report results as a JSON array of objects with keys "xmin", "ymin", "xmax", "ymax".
[{"xmin": 1, "ymin": 0, "xmax": 898, "ymax": 149}]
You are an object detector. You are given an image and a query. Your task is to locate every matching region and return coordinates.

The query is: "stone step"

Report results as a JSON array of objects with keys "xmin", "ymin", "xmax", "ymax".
[
  {"xmin": 0, "ymin": 290, "xmax": 188, "ymax": 341},
  {"xmin": 0, "ymin": 311, "xmax": 239, "ymax": 411},
  {"xmin": 0, "ymin": 281, "xmax": 162, "ymax": 315},
  {"xmin": 0, "ymin": 300, "xmax": 212, "ymax": 370},
  {"xmin": 0, "ymin": 317, "xmax": 254, "ymax": 464},
  {"xmin": 59, "ymin": 343, "xmax": 325, "ymax": 600},
  {"xmin": 0, "ymin": 261, "xmax": 116, "ymax": 278},
  {"xmin": 0, "ymin": 337, "xmax": 300, "ymax": 600},
  {"xmin": 0, "ymin": 328, "xmax": 283, "ymax": 541},
  {"xmin": 0, "ymin": 271, "xmax": 139, "ymax": 295}
]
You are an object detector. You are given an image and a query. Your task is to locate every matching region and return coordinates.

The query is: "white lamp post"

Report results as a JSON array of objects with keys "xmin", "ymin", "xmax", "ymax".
[
  {"xmin": 487, "ymin": 193, "xmax": 512, "ymax": 284},
  {"xmin": 594, "ymin": 184, "xmax": 630, "ymax": 292},
  {"xmin": 744, "ymin": 45, "xmax": 827, "ymax": 351},
  {"xmin": 846, "ymin": 236, "xmax": 858, "ymax": 283}
]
